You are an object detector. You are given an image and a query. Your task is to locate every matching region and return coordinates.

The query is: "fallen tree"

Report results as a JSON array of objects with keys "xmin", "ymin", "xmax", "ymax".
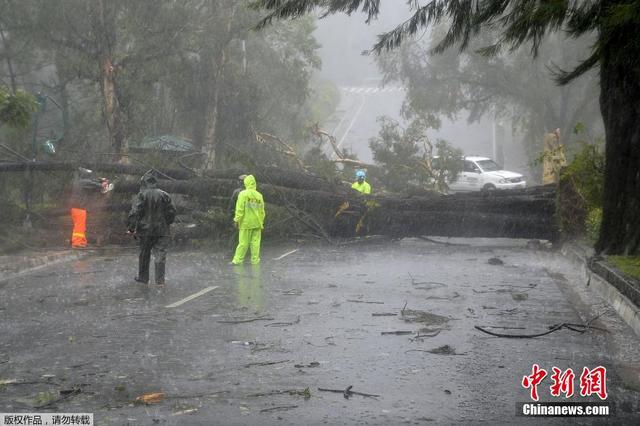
[
  {"xmin": 114, "ymin": 177, "xmax": 557, "ymax": 240},
  {"xmin": 0, "ymin": 160, "xmax": 558, "ymax": 241}
]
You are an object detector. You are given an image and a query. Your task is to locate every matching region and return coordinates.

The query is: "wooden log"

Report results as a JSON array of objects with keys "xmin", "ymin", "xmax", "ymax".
[
  {"xmin": 113, "ymin": 177, "xmax": 557, "ymax": 240},
  {"xmin": 0, "ymin": 161, "xmax": 193, "ymax": 179}
]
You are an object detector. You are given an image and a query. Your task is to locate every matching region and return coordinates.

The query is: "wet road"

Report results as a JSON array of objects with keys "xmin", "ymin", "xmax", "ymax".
[{"xmin": 1, "ymin": 238, "xmax": 639, "ymax": 425}]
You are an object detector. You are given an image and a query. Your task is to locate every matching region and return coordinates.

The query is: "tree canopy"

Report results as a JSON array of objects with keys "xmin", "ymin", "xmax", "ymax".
[{"xmin": 255, "ymin": 0, "xmax": 640, "ymax": 255}]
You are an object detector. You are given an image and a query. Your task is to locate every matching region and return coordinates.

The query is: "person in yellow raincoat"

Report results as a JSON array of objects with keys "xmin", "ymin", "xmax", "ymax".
[
  {"xmin": 351, "ymin": 170, "xmax": 371, "ymax": 194},
  {"xmin": 231, "ymin": 175, "xmax": 265, "ymax": 265}
]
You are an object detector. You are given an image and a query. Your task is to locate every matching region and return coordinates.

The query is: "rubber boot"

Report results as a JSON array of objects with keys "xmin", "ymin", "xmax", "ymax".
[{"xmin": 155, "ymin": 262, "xmax": 166, "ymax": 286}]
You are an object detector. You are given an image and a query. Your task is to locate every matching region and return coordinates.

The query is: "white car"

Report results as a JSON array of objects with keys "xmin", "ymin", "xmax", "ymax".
[{"xmin": 434, "ymin": 156, "xmax": 526, "ymax": 192}]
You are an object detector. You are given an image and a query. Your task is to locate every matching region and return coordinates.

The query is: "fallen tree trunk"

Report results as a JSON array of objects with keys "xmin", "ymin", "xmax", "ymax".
[
  {"xmin": 114, "ymin": 177, "xmax": 557, "ymax": 240},
  {"xmin": 1, "ymin": 161, "xmax": 557, "ymax": 241},
  {"xmin": 205, "ymin": 167, "xmax": 340, "ymax": 192},
  {"xmin": 0, "ymin": 161, "xmax": 193, "ymax": 179},
  {"xmin": 0, "ymin": 161, "xmax": 338, "ymax": 191}
]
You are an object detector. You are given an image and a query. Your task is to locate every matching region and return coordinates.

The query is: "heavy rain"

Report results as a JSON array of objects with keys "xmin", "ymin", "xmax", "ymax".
[{"xmin": 1, "ymin": 1, "xmax": 639, "ymax": 425}]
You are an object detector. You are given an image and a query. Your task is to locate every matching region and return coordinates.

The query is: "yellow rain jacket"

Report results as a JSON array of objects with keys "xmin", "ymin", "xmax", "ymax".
[
  {"xmin": 352, "ymin": 180, "xmax": 371, "ymax": 194},
  {"xmin": 234, "ymin": 175, "xmax": 265, "ymax": 229}
]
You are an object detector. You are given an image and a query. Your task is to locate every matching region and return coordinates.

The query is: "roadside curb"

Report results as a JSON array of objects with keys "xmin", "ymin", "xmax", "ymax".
[
  {"xmin": 562, "ymin": 242, "xmax": 640, "ymax": 337},
  {"xmin": 0, "ymin": 250, "xmax": 89, "ymax": 283}
]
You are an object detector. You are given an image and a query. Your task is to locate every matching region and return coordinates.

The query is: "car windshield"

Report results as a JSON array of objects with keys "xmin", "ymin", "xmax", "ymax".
[{"xmin": 476, "ymin": 160, "xmax": 501, "ymax": 172}]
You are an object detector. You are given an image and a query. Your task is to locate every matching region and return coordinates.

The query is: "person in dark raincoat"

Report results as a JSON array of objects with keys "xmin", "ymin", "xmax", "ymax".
[
  {"xmin": 127, "ymin": 174, "xmax": 176, "ymax": 286},
  {"xmin": 227, "ymin": 174, "xmax": 247, "ymax": 220}
]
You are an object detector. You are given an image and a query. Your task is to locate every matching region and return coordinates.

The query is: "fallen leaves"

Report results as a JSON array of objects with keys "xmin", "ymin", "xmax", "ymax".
[{"xmin": 135, "ymin": 392, "xmax": 165, "ymax": 404}]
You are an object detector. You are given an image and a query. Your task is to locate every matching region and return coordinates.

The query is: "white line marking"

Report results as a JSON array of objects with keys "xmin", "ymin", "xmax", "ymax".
[
  {"xmin": 165, "ymin": 286, "xmax": 219, "ymax": 308},
  {"xmin": 337, "ymin": 93, "xmax": 367, "ymax": 150},
  {"xmin": 273, "ymin": 249, "xmax": 299, "ymax": 260}
]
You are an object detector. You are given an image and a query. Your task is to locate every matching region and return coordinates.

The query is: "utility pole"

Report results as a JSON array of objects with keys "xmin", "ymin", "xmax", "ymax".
[{"xmin": 23, "ymin": 93, "xmax": 47, "ymax": 228}]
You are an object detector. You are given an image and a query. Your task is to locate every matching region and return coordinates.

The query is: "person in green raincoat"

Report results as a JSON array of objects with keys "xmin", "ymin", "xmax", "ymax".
[{"xmin": 231, "ymin": 175, "xmax": 265, "ymax": 265}]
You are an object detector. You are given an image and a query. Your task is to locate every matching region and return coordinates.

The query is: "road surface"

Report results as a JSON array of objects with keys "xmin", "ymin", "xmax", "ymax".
[{"xmin": 1, "ymin": 238, "xmax": 639, "ymax": 424}]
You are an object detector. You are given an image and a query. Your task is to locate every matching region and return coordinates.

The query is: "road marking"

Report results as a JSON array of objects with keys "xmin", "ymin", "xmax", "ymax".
[
  {"xmin": 165, "ymin": 286, "xmax": 219, "ymax": 308},
  {"xmin": 273, "ymin": 249, "xmax": 299, "ymax": 260},
  {"xmin": 337, "ymin": 93, "xmax": 367, "ymax": 150}
]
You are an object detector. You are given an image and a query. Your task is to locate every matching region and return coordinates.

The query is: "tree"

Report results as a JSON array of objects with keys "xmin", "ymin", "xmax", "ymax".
[
  {"xmin": 254, "ymin": 0, "xmax": 640, "ymax": 255},
  {"xmin": 376, "ymin": 30, "xmax": 602, "ymax": 168},
  {"xmin": 369, "ymin": 116, "xmax": 462, "ymax": 193},
  {"xmin": 0, "ymin": 87, "xmax": 36, "ymax": 128},
  {"xmin": 19, "ymin": 0, "xmax": 191, "ymax": 161}
]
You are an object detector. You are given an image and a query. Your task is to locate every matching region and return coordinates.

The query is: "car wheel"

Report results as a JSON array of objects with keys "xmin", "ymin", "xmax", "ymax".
[{"xmin": 482, "ymin": 184, "xmax": 496, "ymax": 192}]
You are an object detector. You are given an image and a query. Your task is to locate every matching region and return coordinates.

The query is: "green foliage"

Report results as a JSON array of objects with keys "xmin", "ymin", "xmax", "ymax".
[
  {"xmin": 0, "ymin": 88, "xmax": 37, "ymax": 128},
  {"xmin": 586, "ymin": 207, "xmax": 602, "ymax": 243},
  {"xmin": 377, "ymin": 30, "xmax": 601, "ymax": 171},
  {"xmin": 608, "ymin": 256, "xmax": 640, "ymax": 281},
  {"xmin": 562, "ymin": 140, "xmax": 604, "ymax": 211},
  {"xmin": 557, "ymin": 135, "xmax": 604, "ymax": 240},
  {"xmin": 369, "ymin": 116, "xmax": 462, "ymax": 193},
  {"xmin": 254, "ymin": 0, "xmax": 613, "ymax": 83}
]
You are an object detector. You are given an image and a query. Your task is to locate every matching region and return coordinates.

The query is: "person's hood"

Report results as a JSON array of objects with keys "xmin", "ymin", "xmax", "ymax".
[
  {"xmin": 243, "ymin": 174, "xmax": 257, "ymax": 190},
  {"xmin": 141, "ymin": 174, "xmax": 158, "ymax": 189}
]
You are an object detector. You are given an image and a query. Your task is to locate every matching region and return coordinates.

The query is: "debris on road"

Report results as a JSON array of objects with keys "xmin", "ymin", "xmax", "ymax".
[
  {"xmin": 475, "ymin": 317, "xmax": 608, "ymax": 338},
  {"xmin": 409, "ymin": 330, "xmax": 442, "ymax": 341},
  {"xmin": 273, "ymin": 249, "xmax": 299, "ymax": 260},
  {"xmin": 218, "ymin": 315, "xmax": 274, "ymax": 324},
  {"xmin": 244, "ymin": 360, "xmax": 290, "ymax": 368},
  {"xmin": 511, "ymin": 292, "xmax": 528, "ymax": 301},
  {"xmin": 318, "ymin": 385, "xmax": 380, "ymax": 399},
  {"xmin": 260, "ymin": 405, "xmax": 299, "ymax": 413},
  {"xmin": 406, "ymin": 345, "xmax": 467, "ymax": 356},
  {"xmin": 248, "ymin": 388, "xmax": 311, "ymax": 399},
  {"xmin": 381, "ymin": 330, "xmax": 413, "ymax": 335},
  {"xmin": 135, "ymin": 392, "xmax": 165, "ymax": 404},
  {"xmin": 172, "ymin": 408, "xmax": 198, "ymax": 416},
  {"xmin": 347, "ymin": 299, "xmax": 384, "ymax": 304},
  {"xmin": 265, "ymin": 316, "xmax": 300, "ymax": 327},
  {"xmin": 36, "ymin": 387, "xmax": 82, "ymax": 409},
  {"xmin": 372, "ymin": 312, "xmax": 397, "ymax": 316},
  {"xmin": 294, "ymin": 362, "xmax": 320, "ymax": 368},
  {"xmin": 488, "ymin": 257, "xmax": 504, "ymax": 265}
]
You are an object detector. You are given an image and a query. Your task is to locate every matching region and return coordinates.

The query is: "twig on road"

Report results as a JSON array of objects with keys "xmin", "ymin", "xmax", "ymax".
[
  {"xmin": 264, "ymin": 316, "xmax": 300, "ymax": 327},
  {"xmin": 318, "ymin": 385, "xmax": 379, "ymax": 399},
  {"xmin": 260, "ymin": 405, "xmax": 298, "ymax": 413},
  {"xmin": 475, "ymin": 324, "xmax": 565, "ymax": 338},
  {"xmin": 248, "ymin": 388, "xmax": 310, "ymax": 398},
  {"xmin": 380, "ymin": 330, "xmax": 413, "ymax": 335},
  {"xmin": 34, "ymin": 388, "xmax": 82, "ymax": 409},
  {"xmin": 417, "ymin": 236, "xmax": 469, "ymax": 246},
  {"xmin": 475, "ymin": 316, "xmax": 608, "ymax": 338},
  {"xmin": 409, "ymin": 330, "xmax": 441, "ymax": 341},
  {"xmin": 244, "ymin": 360, "xmax": 290, "ymax": 368},
  {"xmin": 347, "ymin": 299, "xmax": 384, "ymax": 304},
  {"xmin": 218, "ymin": 315, "xmax": 274, "ymax": 324}
]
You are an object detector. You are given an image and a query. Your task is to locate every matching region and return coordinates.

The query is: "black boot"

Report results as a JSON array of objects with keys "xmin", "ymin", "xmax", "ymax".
[{"xmin": 155, "ymin": 262, "xmax": 165, "ymax": 286}]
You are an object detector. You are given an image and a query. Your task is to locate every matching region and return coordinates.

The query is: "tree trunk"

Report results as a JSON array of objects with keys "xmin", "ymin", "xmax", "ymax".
[
  {"xmin": 595, "ymin": 3, "xmax": 640, "ymax": 255},
  {"xmin": 100, "ymin": 56, "xmax": 127, "ymax": 162},
  {"xmin": 201, "ymin": 0, "xmax": 236, "ymax": 171},
  {"xmin": 0, "ymin": 25, "xmax": 17, "ymax": 93}
]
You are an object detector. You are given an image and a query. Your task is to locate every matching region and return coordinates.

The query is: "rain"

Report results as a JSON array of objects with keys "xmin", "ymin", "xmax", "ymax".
[{"xmin": 1, "ymin": 1, "xmax": 639, "ymax": 424}]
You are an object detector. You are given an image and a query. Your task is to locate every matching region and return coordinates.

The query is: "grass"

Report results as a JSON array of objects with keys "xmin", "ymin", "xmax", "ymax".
[{"xmin": 608, "ymin": 256, "xmax": 640, "ymax": 281}]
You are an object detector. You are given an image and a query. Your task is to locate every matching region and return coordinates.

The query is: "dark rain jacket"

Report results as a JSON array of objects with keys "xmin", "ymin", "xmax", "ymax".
[
  {"xmin": 127, "ymin": 176, "xmax": 176, "ymax": 236},
  {"xmin": 227, "ymin": 187, "xmax": 243, "ymax": 219}
]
